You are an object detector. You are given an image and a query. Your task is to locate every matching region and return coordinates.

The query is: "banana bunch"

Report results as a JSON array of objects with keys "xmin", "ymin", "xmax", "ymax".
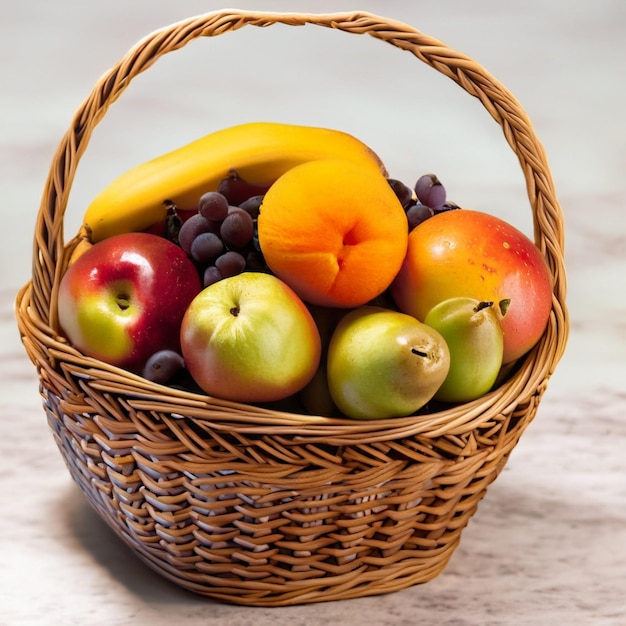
[{"xmin": 83, "ymin": 122, "xmax": 387, "ymax": 242}]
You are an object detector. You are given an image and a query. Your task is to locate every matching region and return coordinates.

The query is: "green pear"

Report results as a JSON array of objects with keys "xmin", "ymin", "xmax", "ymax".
[
  {"xmin": 424, "ymin": 297, "xmax": 506, "ymax": 403},
  {"xmin": 327, "ymin": 306, "xmax": 450, "ymax": 419}
]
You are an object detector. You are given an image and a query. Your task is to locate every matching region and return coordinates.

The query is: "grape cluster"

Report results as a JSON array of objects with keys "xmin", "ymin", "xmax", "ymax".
[
  {"xmin": 142, "ymin": 179, "xmax": 270, "ymax": 385},
  {"xmin": 388, "ymin": 173, "xmax": 460, "ymax": 231},
  {"xmin": 174, "ymin": 182, "xmax": 268, "ymax": 288}
]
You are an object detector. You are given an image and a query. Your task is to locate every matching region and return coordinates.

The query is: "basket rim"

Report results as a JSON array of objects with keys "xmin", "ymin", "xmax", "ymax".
[
  {"xmin": 16, "ymin": 275, "xmax": 558, "ymax": 441},
  {"xmin": 17, "ymin": 8, "xmax": 569, "ymax": 437}
]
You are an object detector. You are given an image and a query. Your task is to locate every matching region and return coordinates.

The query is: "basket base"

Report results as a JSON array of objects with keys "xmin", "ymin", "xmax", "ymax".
[
  {"xmin": 147, "ymin": 553, "xmax": 456, "ymax": 607},
  {"xmin": 60, "ymin": 442, "xmax": 469, "ymax": 605},
  {"xmin": 98, "ymin": 492, "xmax": 459, "ymax": 606},
  {"xmin": 63, "ymin": 452, "xmax": 462, "ymax": 605}
]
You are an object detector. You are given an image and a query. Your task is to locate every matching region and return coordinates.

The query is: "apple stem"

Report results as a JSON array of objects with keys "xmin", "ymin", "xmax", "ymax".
[
  {"xmin": 474, "ymin": 300, "xmax": 494, "ymax": 313},
  {"xmin": 411, "ymin": 348, "xmax": 428, "ymax": 357}
]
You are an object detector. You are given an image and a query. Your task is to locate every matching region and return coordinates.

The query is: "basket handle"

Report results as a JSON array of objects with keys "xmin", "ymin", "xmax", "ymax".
[{"xmin": 32, "ymin": 9, "xmax": 567, "ymax": 347}]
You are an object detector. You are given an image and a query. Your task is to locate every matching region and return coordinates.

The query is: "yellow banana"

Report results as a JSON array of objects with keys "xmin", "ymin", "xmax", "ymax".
[{"xmin": 83, "ymin": 122, "xmax": 388, "ymax": 242}]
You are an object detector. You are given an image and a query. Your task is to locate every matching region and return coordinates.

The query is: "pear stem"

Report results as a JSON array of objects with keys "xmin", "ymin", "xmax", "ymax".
[{"xmin": 474, "ymin": 300, "xmax": 494, "ymax": 313}]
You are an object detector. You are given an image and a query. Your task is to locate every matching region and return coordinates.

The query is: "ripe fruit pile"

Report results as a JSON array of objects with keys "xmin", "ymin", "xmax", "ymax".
[{"xmin": 58, "ymin": 122, "xmax": 553, "ymax": 420}]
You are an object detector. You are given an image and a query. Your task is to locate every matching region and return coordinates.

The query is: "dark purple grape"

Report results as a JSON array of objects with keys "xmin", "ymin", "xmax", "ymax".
[
  {"xmin": 387, "ymin": 178, "xmax": 414, "ymax": 209},
  {"xmin": 203, "ymin": 265, "xmax": 223, "ymax": 287},
  {"xmin": 215, "ymin": 250, "xmax": 246, "ymax": 278},
  {"xmin": 414, "ymin": 174, "xmax": 446, "ymax": 211},
  {"xmin": 218, "ymin": 168, "xmax": 271, "ymax": 205},
  {"xmin": 251, "ymin": 219, "xmax": 261, "ymax": 254},
  {"xmin": 142, "ymin": 350, "xmax": 185, "ymax": 384},
  {"xmin": 220, "ymin": 208, "xmax": 254, "ymax": 249},
  {"xmin": 238, "ymin": 194, "xmax": 264, "ymax": 219},
  {"xmin": 198, "ymin": 191, "xmax": 229, "ymax": 221},
  {"xmin": 434, "ymin": 200, "xmax": 461, "ymax": 214},
  {"xmin": 406, "ymin": 203, "xmax": 434, "ymax": 230},
  {"xmin": 190, "ymin": 231, "xmax": 224, "ymax": 263},
  {"xmin": 178, "ymin": 213, "xmax": 213, "ymax": 255},
  {"xmin": 245, "ymin": 249, "xmax": 268, "ymax": 273}
]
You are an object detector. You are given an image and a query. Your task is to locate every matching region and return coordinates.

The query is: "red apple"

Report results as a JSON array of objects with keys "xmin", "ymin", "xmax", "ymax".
[
  {"xmin": 180, "ymin": 272, "xmax": 321, "ymax": 403},
  {"xmin": 390, "ymin": 210, "xmax": 553, "ymax": 363},
  {"xmin": 58, "ymin": 232, "xmax": 202, "ymax": 371}
]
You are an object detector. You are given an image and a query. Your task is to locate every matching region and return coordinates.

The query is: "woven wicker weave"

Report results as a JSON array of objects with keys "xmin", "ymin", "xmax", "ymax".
[{"xmin": 15, "ymin": 10, "xmax": 568, "ymax": 606}]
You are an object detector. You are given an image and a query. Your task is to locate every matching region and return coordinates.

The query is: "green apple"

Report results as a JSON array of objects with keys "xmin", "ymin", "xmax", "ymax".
[
  {"xmin": 327, "ymin": 306, "xmax": 450, "ymax": 419},
  {"xmin": 180, "ymin": 272, "xmax": 321, "ymax": 403},
  {"xmin": 424, "ymin": 297, "xmax": 505, "ymax": 403}
]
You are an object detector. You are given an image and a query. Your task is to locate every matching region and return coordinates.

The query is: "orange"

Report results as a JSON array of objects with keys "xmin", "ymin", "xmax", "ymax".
[{"xmin": 257, "ymin": 159, "xmax": 408, "ymax": 308}]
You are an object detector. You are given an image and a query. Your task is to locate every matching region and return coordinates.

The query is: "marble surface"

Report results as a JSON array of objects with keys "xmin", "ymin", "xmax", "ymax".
[{"xmin": 2, "ymin": 1, "xmax": 625, "ymax": 624}]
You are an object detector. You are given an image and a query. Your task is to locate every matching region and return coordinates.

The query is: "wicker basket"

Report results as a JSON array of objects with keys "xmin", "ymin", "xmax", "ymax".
[{"xmin": 15, "ymin": 10, "xmax": 568, "ymax": 606}]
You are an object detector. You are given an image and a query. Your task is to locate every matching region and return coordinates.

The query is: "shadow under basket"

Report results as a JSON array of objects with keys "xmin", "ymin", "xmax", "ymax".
[{"xmin": 15, "ymin": 10, "xmax": 568, "ymax": 607}]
